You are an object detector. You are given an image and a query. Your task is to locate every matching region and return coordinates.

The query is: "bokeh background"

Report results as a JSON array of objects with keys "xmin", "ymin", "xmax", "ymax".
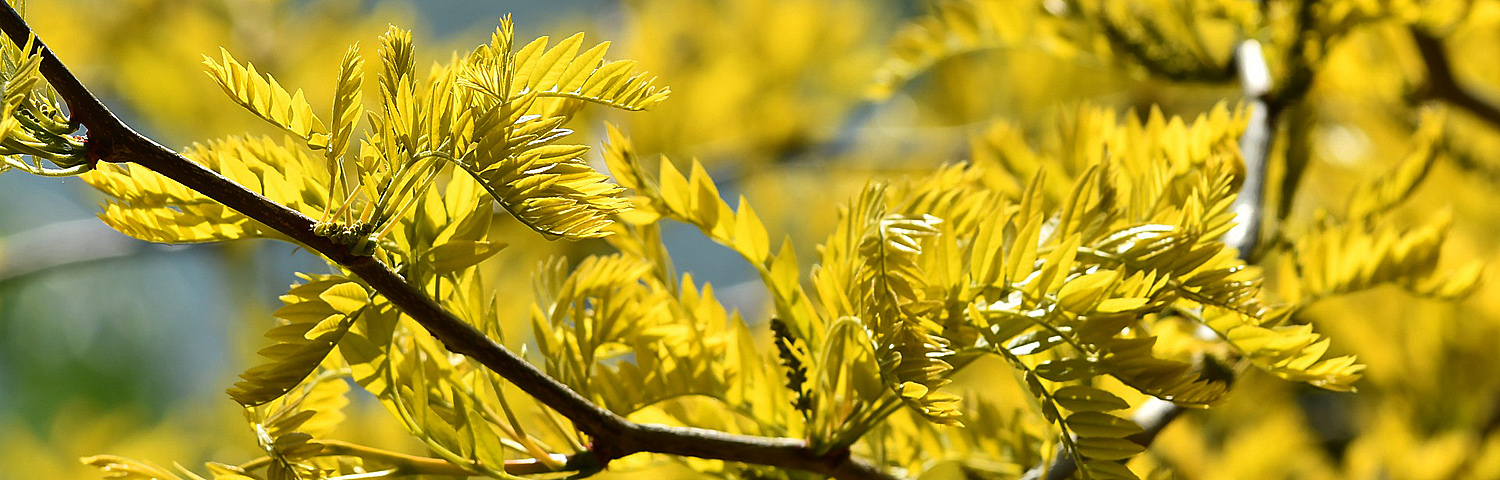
[{"xmin": 2, "ymin": 0, "xmax": 1500, "ymax": 478}]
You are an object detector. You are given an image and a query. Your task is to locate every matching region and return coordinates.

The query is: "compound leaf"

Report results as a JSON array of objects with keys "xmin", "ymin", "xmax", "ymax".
[
  {"xmin": 228, "ymin": 275, "xmax": 368, "ymax": 406},
  {"xmin": 203, "ymin": 48, "xmax": 328, "ymax": 148}
]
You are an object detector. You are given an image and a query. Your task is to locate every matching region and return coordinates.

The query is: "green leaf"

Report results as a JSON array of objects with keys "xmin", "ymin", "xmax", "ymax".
[
  {"xmin": 1066, "ymin": 411, "xmax": 1144, "ymax": 438},
  {"xmin": 1074, "ymin": 436, "xmax": 1145, "ymax": 461},
  {"xmin": 1053, "ymin": 385, "xmax": 1129, "ymax": 412},
  {"xmin": 1033, "ymin": 358, "xmax": 1094, "ymax": 382},
  {"xmin": 464, "ymin": 378, "xmax": 512, "ymax": 475},
  {"xmin": 1081, "ymin": 460, "xmax": 1142, "ymax": 480}
]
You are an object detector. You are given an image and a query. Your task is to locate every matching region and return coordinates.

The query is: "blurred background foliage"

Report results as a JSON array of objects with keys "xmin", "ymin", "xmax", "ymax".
[{"xmin": 1, "ymin": 0, "xmax": 1499, "ymax": 478}]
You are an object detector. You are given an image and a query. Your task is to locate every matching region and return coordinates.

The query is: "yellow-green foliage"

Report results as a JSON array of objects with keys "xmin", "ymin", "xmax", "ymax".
[
  {"xmin": 0, "ymin": 21, "xmax": 86, "ymax": 176},
  {"xmin": 85, "ymin": 136, "xmax": 331, "ymax": 243},
  {"xmin": 0, "ymin": 0, "xmax": 1496, "ymax": 480}
]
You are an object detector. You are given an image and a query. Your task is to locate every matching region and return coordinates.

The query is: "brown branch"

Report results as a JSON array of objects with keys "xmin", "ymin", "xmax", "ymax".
[
  {"xmin": 0, "ymin": 6, "xmax": 895, "ymax": 480},
  {"xmin": 1412, "ymin": 28, "xmax": 1500, "ymax": 129}
]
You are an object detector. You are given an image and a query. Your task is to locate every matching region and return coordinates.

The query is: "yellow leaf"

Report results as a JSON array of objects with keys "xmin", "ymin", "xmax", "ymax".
[
  {"xmin": 228, "ymin": 275, "xmax": 363, "ymax": 406},
  {"xmin": 203, "ymin": 48, "xmax": 328, "ymax": 145},
  {"xmin": 318, "ymin": 282, "xmax": 369, "ymax": 315},
  {"xmin": 81, "ymin": 455, "xmax": 185, "ymax": 480},
  {"xmin": 1081, "ymin": 460, "xmax": 1142, "ymax": 480},
  {"xmin": 658, "ymin": 157, "xmax": 691, "ymax": 216},
  {"xmin": 1057, "ymin": 270, "xmax": 1120, "ymax": 313},
  {"xmin": 898, "ymin": 381, "xmax": 930, "ymax": 399},
  {"xmin": 1005, "ymin": 213, "xmax": 1042, "ymax": 284},
  {"xmin": 460, "ymin": 25, "xmax": 667, "ymax": 110},
  {"xmin": 326, "ymin": 43, "xmax": 364, "ymax": 164},
  {"xmin": 1095, "ymin": 297, "xmax": 1150, "ymax": 313},
  {"xmin": 769, "ymin": 238, "xmax": 802, "ymax": 297},
  {"xmin": 85, "ymin": 136, "xmax": 329, "ymax": 244},
  {"xmin": 422, "ymin": 240, "xmax": 507, "ymax": 274},
  {"xmin": 1033, "ymin": 234, "xmax": 1081, "ymax": 295},
  {"xmin": 733, "ymin": 199, "xmax": 771, "ymax": 264}
]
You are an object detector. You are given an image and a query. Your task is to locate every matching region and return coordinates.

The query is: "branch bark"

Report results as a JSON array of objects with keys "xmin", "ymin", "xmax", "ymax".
[{"xmin": 0, "ymin": 6, "xmax": 896, "ymax": 480}]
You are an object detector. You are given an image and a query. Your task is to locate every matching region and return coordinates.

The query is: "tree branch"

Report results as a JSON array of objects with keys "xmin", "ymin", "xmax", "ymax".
[
  {"xmin": 0, "ymin": 6, "xmax": 896, "ymax": 480},
  {"xmin": 1225, "ymin": 39, "xmax": 1275, "ymax": 260},
  {"xmin": 1411, "ymin": 28, "xmax": 1500, "ymax": 129}
]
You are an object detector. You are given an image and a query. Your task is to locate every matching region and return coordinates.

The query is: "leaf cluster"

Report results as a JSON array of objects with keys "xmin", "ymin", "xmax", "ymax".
[{"xmin": 27, "ymin": 1, "xmax": 1487, "ymax": 480}]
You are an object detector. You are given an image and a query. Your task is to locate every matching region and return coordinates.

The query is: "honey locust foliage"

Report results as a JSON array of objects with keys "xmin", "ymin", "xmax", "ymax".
[
  {"xmin": 74, "ymin": 16, "xmax": 671, "ymax": 480},
  {"xmin": 0, "ymin": 6, "xmax": 87, "ymax": 177},
  {"xmin": 89, "ymin": 18, "xmax": 666, "ymax": 251},
  {"xmin": 0, "ymin": 0, "xmax": 1485, "ymax": 479}
]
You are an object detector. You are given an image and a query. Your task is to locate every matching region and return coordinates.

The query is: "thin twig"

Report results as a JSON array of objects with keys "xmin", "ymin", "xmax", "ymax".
[
  {"xmin": 0, "ymin": 6, "xmax": 897, "ymax": 480},
  {"xmin": 1412, "ymin": 28, "xmax": 1500, "ymax": 129}
]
